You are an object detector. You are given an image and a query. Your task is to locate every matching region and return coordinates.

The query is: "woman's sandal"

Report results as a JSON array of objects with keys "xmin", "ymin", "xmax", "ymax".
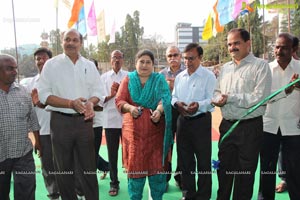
[{"xmin": 109, "ymin": 187, "xmax": 119, "ymax": 196}]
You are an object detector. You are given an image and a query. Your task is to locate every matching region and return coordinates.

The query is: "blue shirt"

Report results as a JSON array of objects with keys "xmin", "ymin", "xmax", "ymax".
[{"xmin": 171, "ymin": 65, "xmax": 216, "ymax": 116}]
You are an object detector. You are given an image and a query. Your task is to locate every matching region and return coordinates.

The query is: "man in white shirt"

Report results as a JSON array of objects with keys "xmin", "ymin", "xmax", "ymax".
[
  {"xmin": 275, "ymin": 36, "xmax": 299, "ymax": 193},
  {"xmin": 259, "ymin": 33, "xmax": 300, "ymax": 200},
  {"xmin": 38, "ymin": 29, "xmax": 101, "ymax": 200},
  {"xmin": 89, "ymin": 58, "xmax": 109, "ymax": 179},
  {"xmin": 22, "ymin": 48, "xmax": 60, "ymax": 200},
  {"xmin": 100, "ymin": 50, "xmax": 128, "ymax": 196},
  {"xmin": 172, "ymin": 43, "xmax": 216, "ymax": 200}
]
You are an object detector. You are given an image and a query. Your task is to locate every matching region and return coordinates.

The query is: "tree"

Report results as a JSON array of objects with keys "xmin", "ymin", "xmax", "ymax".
[
  {"xmin": 49, "ymin": 29, "xmax": 63, "ymax": 56},
  {"xmin": 237, "ymin": 1, "xmax": 264, "ymax": 57},
  {"xmin": 203, "ymin": 21, "xmax": 237, "ymax": 64},
  {"xmin": 119, "ymin": 10, "xmax": 144, "ymax": 71},
  {"xmin": 18, "ymin": 54, "xmax": 36, "ymax": 77},
  {"xmin": 264, "ymin": 16, "xmax": 279, "ymax": 60},
  {"xmin": 291, "ymin": 0, "xmax": 300, "ymax": 38},
  {"xmin": 140, "ymin": 34, "xmax": 167, "ymax": 66}
]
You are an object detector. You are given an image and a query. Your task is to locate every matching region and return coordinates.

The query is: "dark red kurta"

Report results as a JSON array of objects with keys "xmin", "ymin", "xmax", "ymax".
[{"xmin": 115, "ymin": 76, "xmax": 167, "ymax": 178}]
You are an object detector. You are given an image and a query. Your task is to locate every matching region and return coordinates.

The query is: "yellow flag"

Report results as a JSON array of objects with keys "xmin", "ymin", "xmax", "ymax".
[
  {"xmin": 97, "ymin": 10, "xmax": 106, "ymax": 43},
  {"xmin": 202, "ymin": 13, "xmax": 213, "ymax": 40}
]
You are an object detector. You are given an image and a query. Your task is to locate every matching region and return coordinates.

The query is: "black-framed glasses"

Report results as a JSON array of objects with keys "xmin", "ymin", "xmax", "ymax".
[
  {"xmin": 183, "ymin": 56, "xmax": 198, "ymax": 61},
  {"xmin": 167, "ymin": 53, "xmax": 180, "ymax": 58}
]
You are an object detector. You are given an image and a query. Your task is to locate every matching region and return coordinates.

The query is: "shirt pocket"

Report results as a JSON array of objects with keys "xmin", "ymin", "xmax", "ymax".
[{"xmin": 13, "ymin": 100, "xmax": 30, "ymax": 120}]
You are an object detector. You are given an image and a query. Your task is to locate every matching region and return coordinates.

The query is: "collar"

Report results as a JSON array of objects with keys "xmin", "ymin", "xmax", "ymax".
[
  {"xmin": 182, "ymin": 64, "xmax": 204, "ymax": 77},
  {"xmin": 108, "ymin": 69, "xmax": 124, "ymax": 76},
  {"xmin": 167, "ymin": 64, "xmax": 185, "ymax": 73},
  {"xmin": 271, "ymin": 57, "xmax": 299, "ymax": 71},
  {"xmin": 62, "ymin": 53, "xmax": 82, "ymax": 62},
  {"xmin": 229, "ymin": 53, "xmax": 254, "ymax": 66},
  {"xmin": 0, "ymin": 82, "xmax": 19, "ymax": 94}
]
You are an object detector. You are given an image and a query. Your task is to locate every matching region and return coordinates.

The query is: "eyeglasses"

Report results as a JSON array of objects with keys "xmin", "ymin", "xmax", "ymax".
[
  {"xmin": 167, "ymin": 53, "xmax": 180, "ymax": 58},
  {"xmin": 111, "ymin": 56, "xmax": 123, "ymax": 60},
  {"xmin": 183, "ymin": 56, "xmax": 198, "ymax": 61}
]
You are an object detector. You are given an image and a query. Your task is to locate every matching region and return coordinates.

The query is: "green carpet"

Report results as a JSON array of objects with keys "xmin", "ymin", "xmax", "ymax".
[{"xmin": 10, "ymin": 142, "xmax": 289, "ymax": 200}]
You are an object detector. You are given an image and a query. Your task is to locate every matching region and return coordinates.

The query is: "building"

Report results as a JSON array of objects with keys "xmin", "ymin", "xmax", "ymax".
[{"xmin": 175, "ymin": 23, "xmax": 207, "ymax": 52}]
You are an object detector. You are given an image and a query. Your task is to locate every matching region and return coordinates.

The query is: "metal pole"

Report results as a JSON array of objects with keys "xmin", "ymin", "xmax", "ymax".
[
  {"xmin": 262, "ymin": 0, "xmax": 266, "ymax": 59},
  {"xmin": 11, "ymin": 0, "xmax": 19, "ymax": 81},
  {"xmin": 287, "ymin": 0, "xmax": 291, "ymax": 33},
  {"xmin": 56, "ymin": 6, "xmax": 59, "ymax": 55}
]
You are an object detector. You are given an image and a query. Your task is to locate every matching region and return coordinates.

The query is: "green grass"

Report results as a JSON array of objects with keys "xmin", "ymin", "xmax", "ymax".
[{"xmin": 10, "ymin": 142, "xmax": 289, "ymax": 200}]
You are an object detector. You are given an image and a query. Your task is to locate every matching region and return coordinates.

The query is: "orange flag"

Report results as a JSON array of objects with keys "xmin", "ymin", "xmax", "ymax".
[
  {"xmin": 68, "ymin": 0, "xmax": 84, "ymax": 28},
  {"xmin": 213, "ymin": 0, "xmax": 224, "ymax": 33}
]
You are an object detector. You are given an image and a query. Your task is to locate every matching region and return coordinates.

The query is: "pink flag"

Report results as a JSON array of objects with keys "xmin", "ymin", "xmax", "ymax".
[
  {"xmin": 87, "ymin": 0, "xmax": 97, "ymax": 36},
  {"xmin": 232, "ymin": 0, "xmax": 248, "ymax": 19},
  {"xmin": 108, "ymin": 19, "xmax": 116, "ymax": 44}
]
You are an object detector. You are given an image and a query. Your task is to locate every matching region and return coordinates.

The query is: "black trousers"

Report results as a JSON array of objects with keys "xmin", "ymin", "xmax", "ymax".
[
  {"xmin": 105, "ymin": 128, "xmax": 122, "ymax": 188},
  {"xmin": 0, "ymin": 150, "xmax": 35, "ymax": 200},
  {"xmin": 176, "ymin": 113, "xmax": 212, "ymax": 200},
  {"xmin": 259, "ymin": 130, "xmax": 300, "ymax": 200},
  {"xmin": 50, "ymin": 112, "xmax": 98, "ymax": 200},
  {"xmin": 93, "ymin": 126, "xmax": 109, "ymax": 172},
  {"xmin": 39, "ymin": 135, "xmax": 59, "ymax": 198},
  {"xmin": 217, "ymin": 116, "xmax": 263, "ymax": 200},
  {"xmin": 166, "ymin": 107, "xmax": 181, "ymax": 183},
  {"xmin": 277, "ymin": 145, "xmax": 286, "ymax": 181}
]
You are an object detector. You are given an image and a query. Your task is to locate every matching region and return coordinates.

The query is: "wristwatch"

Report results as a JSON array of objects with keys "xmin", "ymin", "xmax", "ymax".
[{"xmin": 174, "ymin": 102, "xmax": 179, "ymax": 109}]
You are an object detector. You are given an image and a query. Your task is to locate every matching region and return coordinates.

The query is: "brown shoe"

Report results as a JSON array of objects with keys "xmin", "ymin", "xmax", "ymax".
[{"xmin": 275, "ymin": 181, "xmax": 287, "ymax": 193}]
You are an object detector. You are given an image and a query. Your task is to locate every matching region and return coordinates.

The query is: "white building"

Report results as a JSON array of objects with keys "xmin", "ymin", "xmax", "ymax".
[{"xmin": 175, "ymin": 23, "xmax": 207, "ymax": 52}]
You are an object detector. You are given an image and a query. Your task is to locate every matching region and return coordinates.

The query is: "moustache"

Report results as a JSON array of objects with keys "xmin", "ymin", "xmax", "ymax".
[
  {"xmin": 66, "ymin": 45, "xmax": 75, "ymax": 49},
  {"xmin": 230, "ymin": 48, "xmax": 239, "ymax": 53}
]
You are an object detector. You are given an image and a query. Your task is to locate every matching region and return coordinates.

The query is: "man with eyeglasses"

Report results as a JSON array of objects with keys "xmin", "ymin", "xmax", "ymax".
[
  {"xmin": 38, "ymin": 29, "xmax": 101, "ymax": 200},
  {"xmin": 172, "ymin": 43, "xmax": 216, "ymax": 200},
  {"xmin": 21, "ymin": 48, "xmax": 61, "ymax": 200},
  {"xmin": 99, "ymin": 50, "xmax": 128, "ymax": 196},
  {"xmin": 212, "ymin": 28, "xmax": 272, "ymax": 200},
  {"xmin": 159, "ymin": 46, "xmax": 185, "ymax": 191}
]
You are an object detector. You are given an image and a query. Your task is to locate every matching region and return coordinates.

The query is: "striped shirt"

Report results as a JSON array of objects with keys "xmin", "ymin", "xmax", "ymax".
[
  {"xmin": 159, "ymin": 64, "xmax": 185, "ymax": 79},
  {"xmin": 0, "ymin": 82, "xmax": 40, "ymax": 162},
  {"xmin": 214, "ymin": 53, "xmax": 272, "ymax": 120}
]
